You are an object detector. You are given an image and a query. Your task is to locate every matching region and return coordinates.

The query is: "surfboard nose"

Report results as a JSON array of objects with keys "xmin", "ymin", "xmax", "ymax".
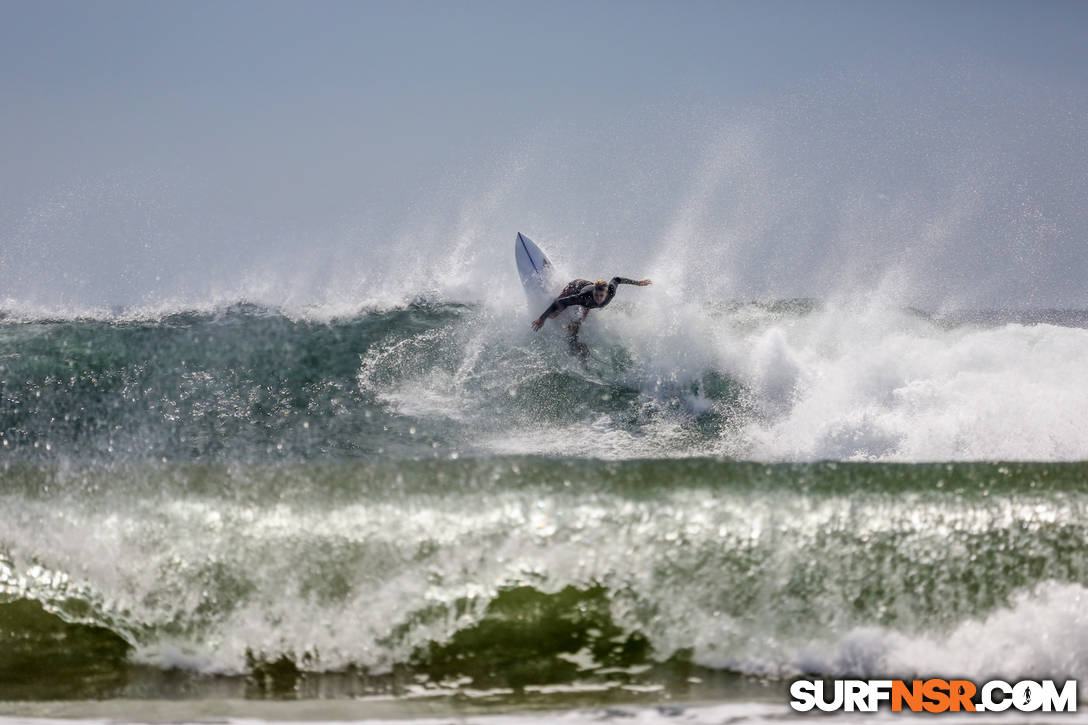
[{"xmin": 515, "ymin": 232, "xmax": 533, "ymax": 253}]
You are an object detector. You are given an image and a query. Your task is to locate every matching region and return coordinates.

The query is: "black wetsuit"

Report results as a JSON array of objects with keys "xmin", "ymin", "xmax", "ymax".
[
  {"xmin": 539, "ymin": 277, "xmax": 641, "ymax": 318},
  {"xmin": 538, "ymin": 277, "xmax": 641, "ymax": 360}
]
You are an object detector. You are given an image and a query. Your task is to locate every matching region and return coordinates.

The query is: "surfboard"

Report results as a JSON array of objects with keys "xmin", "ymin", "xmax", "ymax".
[{"xmin": 515, "ymin": 232, "xmax": 558, "ymax": 315}]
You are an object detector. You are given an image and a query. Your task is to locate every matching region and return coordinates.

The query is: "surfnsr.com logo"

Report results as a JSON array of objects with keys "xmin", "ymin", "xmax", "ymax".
[{"xmin": 789, "ymin": 679, "xmax": 1077, "ymax": 713}]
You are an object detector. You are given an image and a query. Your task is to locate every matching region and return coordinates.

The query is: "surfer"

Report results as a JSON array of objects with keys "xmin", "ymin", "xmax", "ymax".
[{"xmin": 530, "ymin": 277, "xmax": 652, "ymax": 359}]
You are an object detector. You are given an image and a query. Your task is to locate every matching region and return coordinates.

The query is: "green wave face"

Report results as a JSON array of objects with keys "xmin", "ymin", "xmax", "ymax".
[
  {"xmin": 0, "ymin": 303, "xmax": 765, "ymax": 464},
  {"xmin": 0, "ymin": 599, "xmax": 132, "ymax": 700}
]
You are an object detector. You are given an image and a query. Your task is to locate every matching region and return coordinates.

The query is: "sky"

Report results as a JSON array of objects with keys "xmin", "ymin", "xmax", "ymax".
[{"xmin": 1, "ymin": 0, "xmax": 1087, "ymax": 311}]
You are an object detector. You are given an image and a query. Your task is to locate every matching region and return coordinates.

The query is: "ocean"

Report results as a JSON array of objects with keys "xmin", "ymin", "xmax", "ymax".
[{"xmin": 2, "ymin": 299, "xmax": 1088, "ymax": 722}]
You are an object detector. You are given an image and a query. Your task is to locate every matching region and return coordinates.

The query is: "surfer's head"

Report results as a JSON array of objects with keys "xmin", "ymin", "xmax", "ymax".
[{"xmin": 592, "ymin": 280, "xmax": 609, "ymax": 305}]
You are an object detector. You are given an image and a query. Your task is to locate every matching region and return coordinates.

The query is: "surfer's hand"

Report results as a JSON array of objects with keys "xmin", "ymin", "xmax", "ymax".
[
  {"xmin": 531, "ymin": 317, "xmax": 544, "ymax": 331},
  {"xmin": 638, "ymin": 279, "xmax": 652, "ymax": 286}
]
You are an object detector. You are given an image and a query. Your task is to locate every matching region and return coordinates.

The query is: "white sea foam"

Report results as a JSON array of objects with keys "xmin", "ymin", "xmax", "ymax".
[
  {"xmin": 799, "ymin": 581, "xmax": 1088, "ymax": 683},
  {"xmin": 728, "ymin": 309, "xmax": 1088, "ymax": 461},
  {"xmin": 361, "ymin": 295, "xmax": 1088, "ymax": 462}
]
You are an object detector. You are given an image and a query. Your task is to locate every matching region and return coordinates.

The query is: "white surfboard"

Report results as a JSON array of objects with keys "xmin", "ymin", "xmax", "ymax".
[{"xmin": 515, "ymin": 232, "xmax": 559, "ymax": 315}]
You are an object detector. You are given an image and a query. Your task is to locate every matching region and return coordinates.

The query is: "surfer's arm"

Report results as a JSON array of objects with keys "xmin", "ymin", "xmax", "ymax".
[
  {"xmin": 531, "ymin": 295, "xmax": 582, "ymax": 331},
  {"xmin": 611, "ymin": 277, "xmax": 652, "ymax": 287},
  {"xmin": 546, "ymin": 294, "xmax": 584, "ymax": 316}
]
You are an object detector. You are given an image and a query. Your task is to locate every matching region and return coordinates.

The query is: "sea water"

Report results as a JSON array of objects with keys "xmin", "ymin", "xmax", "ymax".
[{"xmin": 2, "ymin": 300, "xmax": 1088, "ymax": 723}]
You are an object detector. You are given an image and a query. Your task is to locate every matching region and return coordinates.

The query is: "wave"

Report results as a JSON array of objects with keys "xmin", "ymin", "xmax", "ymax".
[
  {"xmin": 4, "ymin": 459, "xmax": 1088, "ymax": 699},
  {"xmin": 2, "ymin": 299, "xmax": 1087, "ymax": 462}
]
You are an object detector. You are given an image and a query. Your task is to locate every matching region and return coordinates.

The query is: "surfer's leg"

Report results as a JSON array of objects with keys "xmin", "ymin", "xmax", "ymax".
[{"xmin": 566, "ymin": 321, "xmax": 588, "ymax": 362}]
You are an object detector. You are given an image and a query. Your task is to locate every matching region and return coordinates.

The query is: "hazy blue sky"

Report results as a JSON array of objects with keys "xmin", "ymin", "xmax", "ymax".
[{"xmin": 2, "ymin": 0, "xmax": 1087, "ymax": 310}]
